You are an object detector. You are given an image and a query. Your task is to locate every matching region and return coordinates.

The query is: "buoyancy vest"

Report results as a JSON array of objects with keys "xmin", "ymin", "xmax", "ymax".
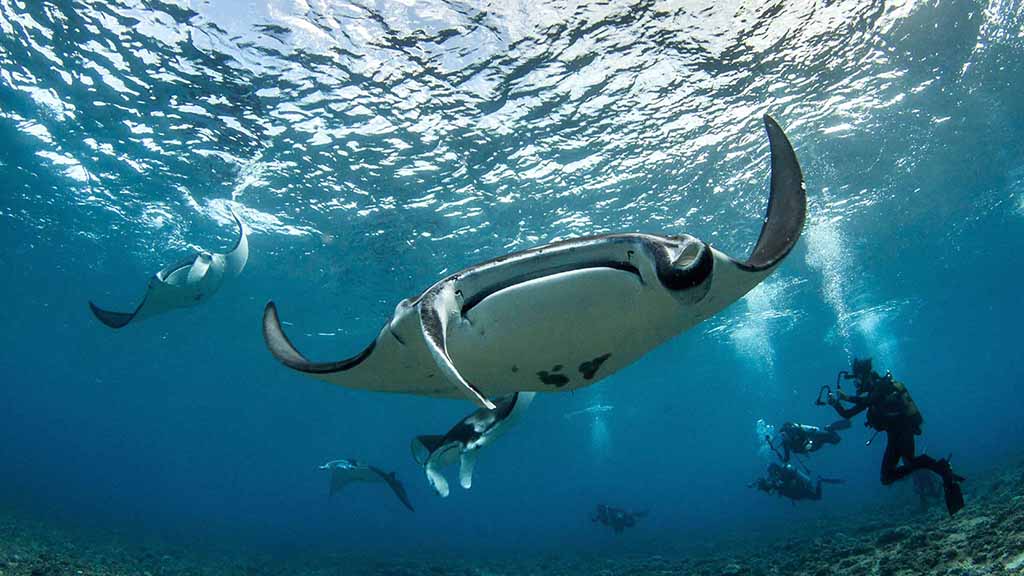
[{"xmin": 866, "ymin": 376, "xmax": 923, "ymax": 434}]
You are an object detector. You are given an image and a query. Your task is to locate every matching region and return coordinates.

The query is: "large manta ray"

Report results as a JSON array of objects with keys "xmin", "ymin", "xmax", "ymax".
[
  {"xmin": 90, "ymin": 211, "xmax": 248, "ymax": 329},
  {"xmin": 263, "ymin": 115, "xmax": 805, "ymax": 409}
]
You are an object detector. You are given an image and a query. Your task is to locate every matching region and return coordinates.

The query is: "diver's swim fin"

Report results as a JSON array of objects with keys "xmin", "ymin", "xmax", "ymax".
[
  {"xmin": 937, "ymin": 456, "xmax": 965, "ymax": 516},
  {"xmin": 944, "ymin": 478, "xmax": 964, "ymax": 516}
]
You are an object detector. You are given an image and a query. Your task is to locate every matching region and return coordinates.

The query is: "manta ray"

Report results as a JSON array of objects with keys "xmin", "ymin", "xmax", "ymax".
[
  {"xmin": 263, "ymin": 115, "xmax": 805, "ymax": 408},
  {"xmin": 319, "ymin": 459, "xmax": 414, "ymax": 512},
  {"xmin": 411, "ymin": 391, "xmax": 534, "ymax": 497},
  {"xmin": 89, "ymin": 211, "xmax": 248, "ymax": 329}
]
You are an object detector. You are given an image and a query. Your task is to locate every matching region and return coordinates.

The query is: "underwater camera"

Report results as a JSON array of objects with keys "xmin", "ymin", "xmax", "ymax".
[{"xmin": 814, "ymin": 370, "xmax": 855, "ymax": 406}]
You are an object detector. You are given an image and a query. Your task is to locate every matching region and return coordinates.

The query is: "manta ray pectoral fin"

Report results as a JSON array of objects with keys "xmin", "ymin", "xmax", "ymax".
[
  {"xmin": 419, "ymin": 285, "xmax": 496, "ymax": 410},
  {"xmin": 88, "ymin": 301, "xmax": 139, "ymax": 329},
  {"xmin": 222, "ymin": 209, "xmax": 249, "ymax": 278},
  {"xmin": 743, "ymin": 115, "xmax": 807, "ymax": 271},
  {"xmin": 262, "ymin": 301, "xmax": 377, "ymax": 374},
  {"xmin": 459, "ymin": 451, "xmax": 478, "ymax": 490},
  {"xmin": 369, "ymin": 466, "xmax": 415, "ymax": 512}
]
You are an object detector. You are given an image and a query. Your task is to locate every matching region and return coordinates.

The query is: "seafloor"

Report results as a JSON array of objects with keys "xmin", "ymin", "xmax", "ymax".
[{"xmin": 2, "ymin": 458, "xmax": 1022, "ymax": 576}]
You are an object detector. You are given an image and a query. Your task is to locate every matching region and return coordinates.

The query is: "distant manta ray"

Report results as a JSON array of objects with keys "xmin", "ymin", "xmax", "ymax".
[
  {"xmin": 262, "ymin": 115, "xmax": 806, "ymax": 409},
  {"xmin": 564, "ymin": 404, "xmax": 615, "ymax": 419},
  {"xmin": 319, "ymin": 459, "xmax": 414, "ymax": 512},
  {"xmin": 89, "ymin": 210, "xmax": 248, "ymax": 329}
]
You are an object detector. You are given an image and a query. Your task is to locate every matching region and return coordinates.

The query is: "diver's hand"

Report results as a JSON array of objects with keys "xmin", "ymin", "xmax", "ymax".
[{"xmin": 827, "ymin": 392, "xmax": 838, "ymax": 406}]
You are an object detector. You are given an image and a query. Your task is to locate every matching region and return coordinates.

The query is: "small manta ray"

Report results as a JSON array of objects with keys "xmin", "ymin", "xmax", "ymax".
[
  {"xmin": 263, "ymin": 115, "xmax": 805, "ymax": 409},
  {"xmin": 89, "ymin": 210, "xmax": 249, "ymax": 329},
  {"xmin": 564, "ymin": 404, "xmax": 615, "ymax": 419},
  {"xmin": 319, "ymin": 459, "xmax": 414, "ymax": 512},
  {"xmin": 411, "ymin": 391, "xmax": 534, "ymax": 497}
]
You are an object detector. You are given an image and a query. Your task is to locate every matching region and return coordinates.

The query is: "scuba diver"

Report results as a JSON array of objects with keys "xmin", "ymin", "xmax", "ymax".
[
  {"xmin": 770, "ymin": 419, "xmax": 851, "ymax": 462},
  {"xmin": 750, "ymin": 462, "xmax": 843, "ymax": 502},
  {"xmin": 592, "ymin": 504, "xmax": 648, "ymax": 534},
  {"xmin": 827, "ymin": 357, "xmax": 965, "ymax": 516}
]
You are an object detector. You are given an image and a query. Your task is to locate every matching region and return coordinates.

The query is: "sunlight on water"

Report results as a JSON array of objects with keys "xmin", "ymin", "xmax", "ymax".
[
  {"xmin": 565, "ymin": 397, "xmax": 613, "ymax": 460},
  {"xmin": 726, "ymin": 278, "xmax": 799, "ymax": 380},
  {"xmin": 706, "ymin": 277, "xmax": 803, "ymax": 385},
  {"xmin": 806, "ymin": 202, "xmax": 911, "ymax": 368},
  {"xmin": 805, "ymin": 209, "xmax": 857, "ymax": 356},
  {"xmin": 589, "ymin": 411, "xmax": 611, "ymax": 460}
]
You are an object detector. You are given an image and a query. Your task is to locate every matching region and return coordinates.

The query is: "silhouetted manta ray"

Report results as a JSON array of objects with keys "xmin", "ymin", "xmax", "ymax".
[
  {"xmin": 319, "ymin": 459, "xmax": 414, "ymax": 512},
  {"xmin": 89, "ymin": 211, "xmax": 248, "ymax": 329},
  {"xmin": 263, "ymin": 115, "xmax": 806, "ymax": 409}
]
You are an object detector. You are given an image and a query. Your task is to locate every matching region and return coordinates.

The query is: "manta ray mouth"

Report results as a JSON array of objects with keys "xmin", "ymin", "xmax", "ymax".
[{"xmin": 460, "ymin": 261, "xmax": 643, "ymax": 316}]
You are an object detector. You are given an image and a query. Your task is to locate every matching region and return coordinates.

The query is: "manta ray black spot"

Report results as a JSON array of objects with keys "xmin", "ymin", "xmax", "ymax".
[
  {"xmin": 579, "ymin": 353, "xmax": 612, "ymax": 380},
  {"xmin": 537, "ymin": 370, "xmax": 570, "ymax": 387},
  {"xmin": 511, "ymin": 365, "xmax": 519, "ymax": 373}
]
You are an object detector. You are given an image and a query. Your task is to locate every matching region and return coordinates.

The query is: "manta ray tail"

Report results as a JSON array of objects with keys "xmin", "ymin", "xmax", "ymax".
[
  {"xmin": 88, "ymin": 301, "xmax": 138, "ymax": 329},
  {"xmin": 419, "ymin": 285, "xmax": 496, "ymax": 410},
  {"xmin": 743, "ymin": 115, "xmax": 807, "ymax": 271}
]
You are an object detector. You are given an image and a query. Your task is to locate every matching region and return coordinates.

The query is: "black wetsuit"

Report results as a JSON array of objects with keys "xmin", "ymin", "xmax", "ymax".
[
  {"xmin": 778, "ymin": 422, "xmax": 842, "ymax": 462},
  {"xmin": 830, "ymin": 372, "xmax": 964, "ymax": 515},
  {"xmin": 830, "ymin": 376, "xmax": 935, "ymax": 485},
  {"xmin": 754, "ymin": 463, "xmax": 835, "ymax": 502}
]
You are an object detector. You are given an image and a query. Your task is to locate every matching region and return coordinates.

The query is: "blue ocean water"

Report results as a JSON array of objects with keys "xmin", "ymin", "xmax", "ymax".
[{"xmin": 1, "ymin": 0, "xmax": 1023, "ymax": 565}]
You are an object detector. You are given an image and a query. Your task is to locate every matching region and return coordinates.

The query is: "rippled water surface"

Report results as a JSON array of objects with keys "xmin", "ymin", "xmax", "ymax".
[{"xmin": 1, "ymin": 0, "xmax": 1023, "ymax": 562}]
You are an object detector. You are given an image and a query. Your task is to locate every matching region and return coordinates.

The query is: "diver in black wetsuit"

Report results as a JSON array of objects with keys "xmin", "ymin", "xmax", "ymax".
[
  {"xmin": 592, "ymin": 504, "xmax": 648, "ymax": 534},
  {"xmin": 827, "ymin": 357, "xmax": 965, "ymax": 516},
  {"xmin": 772, "ymin": 419, "xmax": 850, "ymax": 462},
  {"xmin": 751, "ymin": 462, "xmax": 843, "ymax": 502}
]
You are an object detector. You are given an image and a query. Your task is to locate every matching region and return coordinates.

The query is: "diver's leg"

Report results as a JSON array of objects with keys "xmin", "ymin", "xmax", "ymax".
[
  {"xmin": 814, "ymin": 480, "xmax": 823, "ymax": 500},
  {"xmin": 880, "ymin": 432, "xmax": 901, "ymax": 485},
  {"xmin": 884, "ymin": 430, "xmax": 927, "ymax": 483}
]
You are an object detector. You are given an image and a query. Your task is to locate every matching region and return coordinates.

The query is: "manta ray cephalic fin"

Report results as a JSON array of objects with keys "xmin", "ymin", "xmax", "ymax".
[
  {"xmin": 187, "ymin": 254, "xmax": 212, "ymax": 286},
  {"xmin": 419, "ymin": 284, "xmax": 496, "ymax": 410},
  {"xmin": 459, "ymin": 451, "xmax": 478, "ymax": 490}
]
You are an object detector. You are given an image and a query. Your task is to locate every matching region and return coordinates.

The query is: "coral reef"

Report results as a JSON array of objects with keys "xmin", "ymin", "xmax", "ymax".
[{"xmin": 1, "ymin": 459, "xmax": 1021, "ymax": 576}]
